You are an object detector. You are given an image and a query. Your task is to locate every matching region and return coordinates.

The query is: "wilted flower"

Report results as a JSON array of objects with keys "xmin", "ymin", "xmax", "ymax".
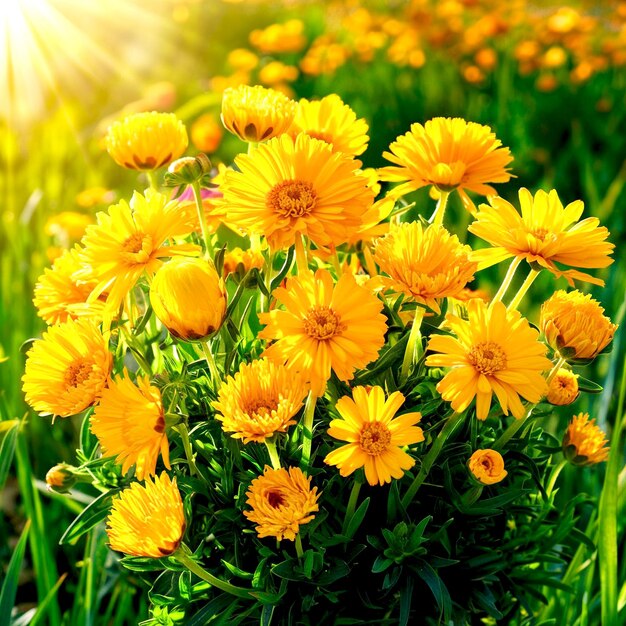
[
  {"xmin": 468, "ymin": 449, "xmax": 508, "ymax": 485},
  {"xmin": 540, "ymin": 290, "xmax": 617, "ymax": 360},
  {"xmin": 546, "ymin": 369, "xmax": 579, "ymax": 405},
  {"xmin": 150, "ymin": 257, "xmax": 227, "ymax": 341},
  {"xmin": 244, "ymin": 466, "xmax": 319, "ymax": 541},
  {"xmin": 563, "ymin": 413, "xmax": 609, "ymax": 466},
  {"xmin": 105, "ymin": 112, "xmax": 188, "ymax": 170}
]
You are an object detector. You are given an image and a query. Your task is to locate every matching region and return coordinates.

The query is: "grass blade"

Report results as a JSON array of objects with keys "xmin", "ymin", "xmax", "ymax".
[{"xmin": 0, "ymin": 520, "xmax": 31, "ymax": 624}]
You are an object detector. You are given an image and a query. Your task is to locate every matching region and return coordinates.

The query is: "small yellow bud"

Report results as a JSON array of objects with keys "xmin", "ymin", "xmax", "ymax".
[
  {"xmin": 468, "ymin": 449, "xmax": 507, "ymax": 485},
  {"xmin": 563, "ymin": 413, "xmax": 609, "ymax": 466},
  {"xmin": 546, "ymin": 369, "xmax": 579, "ymax": 405},
  {"xmin": 46, "ymin": 463, "xmax": 79, "ymax": 493}
]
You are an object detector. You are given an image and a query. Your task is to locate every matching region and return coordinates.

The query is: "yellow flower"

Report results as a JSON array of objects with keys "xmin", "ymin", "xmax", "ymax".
[
  {"xmin": 468, "ymin": 449, "xmax": 507, "ymax": 485},
  {"xmin": 75, "ymin": 186, "xmax": 115, "ymax": 209},
  {"xmin": 244, "ymin": 466, "xmax": 319, "ymax": 541},
  {"xmin": 373, "ymin": 222, "xmax": 477, "ymax": 312},
  {"xmin": 324, "ymin": 386, "xmax": 423, "ymax": 486},
  {"xmin": 221, "ymin": 85, "xmax": 296, "ymax": 143},
  {"xmin": 540, "ymin": 290, "xmax": 617, "ymax": 360},
  {"xmin": 78, "ymin": 190, "xmax": 199, "ymax": 316},
  {"xmin": 546, "ymin": 369, "xmax": 579, "ymax": 405},
  {"xmin": 563, "ymin": 413, "xmax": 609, "ymax": 466},
  {"xmin": 105, "ymin": 112, "xmax": 188, "ymax": 170},
  {"xmin": 223, "ymin": 247, "xmax": 265, "ymax": 276},
  {"xmin": 33, "ymin": 247, "xmax": 106, "ymax": 325},
  {"xmin": 106, "ymin": 472, "xmax": 186, "ymax": 557},
  {"xmin": 45, "ymin": 211, "xmax": 94, "ymax": 243},
  {"xmin": 191, "ymin": 114, "xmax": 224, "ymax": 153},
  {"xmin": 149, "ymin": 257, "xmax": 226, "ymax": 341},
  {"xmin": 259, "ymin": 61, "xmax": 299, "ymax": 85},
  {"xmin": 249, "ymin": 19, "xmax": 306, "ymax": 54},
  {"xmin": 289, "ymin": 94, "xmax": 369, "ymax": 156},
  {"xmin": 469, "ymin": 188, "xmax": 614, "ymax": 286},
  {"xmin": 426, "ymin": 300, "xmax": 552, "ymax": 420},
  {"xmin": 222, "ymin": 134, "xmax": 374, "ymax": 250},
  {"xmin": 22, "ymin": 319, "xmax": 112, "ymax": 418},
  {"xmin": 227, "ymin": 48, "xmax": 259, "ymax": 71},
  {"xmin": 346, "ymin": 196, "xmax": 394, "ymax": 245},
  {"xmin": 379, "ymin": 117, "xmax": 513, "ymax": 198},
  {"xmin": 259, "ymin": 269, "xmax": 387, "ymax": 396},
  {"xmin": 91, "ymin": 372, "xmax": 169, "ymax": 481},
  {"xmin": 213, "ymin": 359, "xmax": 308, "ymax": 444}
]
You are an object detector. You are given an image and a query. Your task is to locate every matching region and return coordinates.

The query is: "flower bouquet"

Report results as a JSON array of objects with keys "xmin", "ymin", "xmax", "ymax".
[{"xmin": 25, "ymin": 86, "xmax": 616, "ymax": 625}]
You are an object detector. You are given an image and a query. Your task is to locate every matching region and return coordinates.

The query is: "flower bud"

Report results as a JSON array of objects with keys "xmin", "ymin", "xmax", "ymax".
[
  {"xmin": 163, "ymin": 153, "xmax": 212, "ymax": 187},
  {"xmin": 46, "ymin": 463, "xmax": 79, "ymax": 493},
  {"xmin": 546, "ymin": 368, "xmax": 579, "ymax": 405},
  {"xmin": 150, "ymin": 257, "xmax": 227, "ymax": 341},
  {"xmin": 468, "ymin": 449, "xmax": 507, "ymax": 485},
  {"xmin": 563, "ymin": 413, "xmax": 609, "ymax": 466}
]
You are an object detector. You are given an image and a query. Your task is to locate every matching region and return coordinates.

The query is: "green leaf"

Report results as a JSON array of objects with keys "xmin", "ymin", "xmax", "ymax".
[
  {"xmin": 59, "ymin": 489, "xmax": 118, "ymax": 545},
  {"xmin": 27, "ymin": 574, "xmax": 67, "ymax": 626},
  {"xmin": 270, "ymin": 246, "xmax": 295, "ymax": 291},
  {"xmin": 372, "ymin": 556, "xmax": 393, "ymax": 574},
  {"xmin": 0, "ymin": 520, "xmax": 30, "ymax": 624},
  {"xmin": 345, "ymin": 497, "xmax": 370, "ymax": 539},
  {"xmin": 398, "ymin": 577, "xmax": 413, "ymax": 626},
  {"xmin": 0, "ymin": 420, "xmax": 19, "ymax": 491},
  {"xmin": 576, "ymin": 376, "xmax": 603, "ymax": 394},
  {"xmin": 415, "ymin": 562, "xmax": 451, "ymax": 622}
]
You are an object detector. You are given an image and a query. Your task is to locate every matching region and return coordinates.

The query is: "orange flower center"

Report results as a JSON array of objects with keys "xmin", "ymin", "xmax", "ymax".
[
  {"xmin": 305, "ymin": 130, "xmax": 333, "ymax": 146},
  {"xmin": 121, "ymin": 232, "xmax": 152, "ymax": 263},
  {"xmin": 530, "ymin": 226, "xmax": 551, "ymax": 241},
  {"xmin": 303, "ymin": 305, "xmax": 345, "ymax": 340},
  {"xmin": 267, "ymin": 180, "xmax": 317, "ymax": 218},
  {"xmin": 359, "ymin": 422, "xmax": 392, "ymax": 455},
  {"xmin": 266, "ymin": 489, "xmax": 285, "ymax": 508},
  {"xmin": 64, "ymin": 359, "xmax": 92, "ymax": 388},
  {"xmin": 246, "ymin": 397, "xmax": 279, "ymax": 417},
  {"xmin": 480, "ymin": 456, "xmax": 494, "ymax": 472},
  {"xmin": 468, "ymin": 341, "xmax": 507, "ymax": 375}
]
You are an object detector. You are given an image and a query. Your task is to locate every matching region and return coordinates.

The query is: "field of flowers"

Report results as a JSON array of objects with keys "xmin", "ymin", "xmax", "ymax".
[{"xmin": 1, "ymin": 1, "xmax": 625, "ymax": 625}]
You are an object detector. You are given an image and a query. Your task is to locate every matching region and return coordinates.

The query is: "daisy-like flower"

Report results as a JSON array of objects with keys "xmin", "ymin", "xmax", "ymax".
[
  {"xmin": 468, "ymin": 449, "xmax": 508, "ymax": 485},
  {"xmin": 221, "ymin": 85, "xmax": 296, "ymax": 143},
  {"xmin": 33, "ymin": 247, "xmax": 106, "ymax": 325},
  {"xmin": 562, "ymin": 413, "xmax": 609, "ymax": 466},
  {"xmin": 91, "ymin": 372, "xmax": 169, "ymax": 481},
  {"xmin": 324, "ymin": 386, "xmax": 424, "ymax": 486},
  {"xmin": 105, "ymin": 112, "xmax": 188, "ymax": 170},
  {"xmin": 22, "ymin": 319, "xmax": 112, "ymax": 418},
  {"xmin": 259, "ymin": 269, "xmax": 387, "ymax": 396},
  {"xmin": 425, "ymin": 299, "xmax": 552, "ymax": 420},
  {"xmin": 540, "ymin": 290, "xmax": 617, "ymax": 360},
  {"xmin": 78, "ymin": 190, "xmax": 200, "ymax": 316},
  {"xmin": 378, "ymin": 117, "xmax": 513, "ymax": 199},
  {"xmin": 106, "ymin": 472, "xmax": 186, "ymax": 557},
  {"xmin": 289, "ymin": 94, "xmax": 369, "ymax": 156},
  {"xmin": 244, "ymin": 466, "xmax": 319, "ymax": 541},
  {"xmin": 373, "ymin": 222, "xmax": 477, "ymax": 312},
  {"xmin": 469, "ymin": 188, "xmax": 614, "ymax": 286},
  {"xmin": 221, "ymin": 134, "xmax": 374, "ymax": 250},
  {"xmin": 213, "ymin": 359, "xmax": 308, "ymax": 443},
  {"xmin": 222, "ymin": 246, "xmax": 265, "ymax": 277},
  {"xmin": 149, "ymin": 257, "xmax": 227, "ymax": 341},
  {"xmin": 546, "ymin": 369, "xmax": 579, "ymax": 405}
]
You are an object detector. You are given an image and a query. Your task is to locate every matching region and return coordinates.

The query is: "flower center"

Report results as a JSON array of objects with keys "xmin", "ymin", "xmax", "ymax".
[
  {"xmin": 64, "ymin": 359, "xmax": 92, "ymax": 388},
  {"xmin": 303, "ymin": 305, "xmax": 345, "ymax": 340},
  {"xmin": 481, "ymin": 457, "xmax": 494, "ymax": 471},
  {"xmin": 267, "ymin": 180, "xmax": 317, "ymax": 218},
  {"xmin": 246, "ymin": 397, "xmax": 279, "ymax": 418},
  {"xmin": 121, "ymin": 232, "xmax": 152, "ymax": 263},
  {"xmin": 267, "ymin": 489, "xmax": 285, "ymax": 508},
  {"xmin": 530, "ymin": 227, "xmax": 551, "ymax": 242},
  {"xmin": 359, "ymin": 422, "xmax": 392, "ymax": 456},
  {"xmin": 467, "ymin": 341, "xmax": 507, "ymax": 375},
  {"xmin": 306, "ymin": 130, "xmax": 333, "ymax": 146}
]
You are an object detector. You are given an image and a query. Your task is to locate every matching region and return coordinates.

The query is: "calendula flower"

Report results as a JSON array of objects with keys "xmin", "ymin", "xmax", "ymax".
[
  {"xmin": 22, "ymin": 319, "xmax": 112, "ymax": 417},
  {"xmin": 45, "ymin": 211, "xmax": 94, "ymax": 243},
  {"xmin": 105, "ymin": 112, "xmax": 188, "ymax": 170},
  {"xmin": 346, "ymin": 196, "xmax": 394, "ymax": 245},
  {"xmin": 373, "ymin": 222, "xmax": 477, "ymax": 312},
  {"xmin": 222, "ymin": 134, "xmax": 373, "ymax": 250},
  {"xmin": 149, "ymin": 257, "xmax": 227, "ymax": 341},
  {"xmin": 469, "ymin": 188, "xmax": 614, "ymax": 286},
  {"xmin": 244, "ymin": 466, "xmax": 319, "ymax": 541},
  {"xmin": 426, "ymin": 300, "xmax": 552, "ymax": 420},
  {"xmin": 324, "ymin": 386, "xmax": 423, "ymax": 486},
  {"xmin": 259, "ymin": 269, "xmax": 387, "ymax": 396},
  {"xmin": 223, "ymin": 247, "xmax": 265, "ymax": 276},
  {"xmin": 540, "ymin": 290, "xmax": 617, "ymax": 360},
  {"xmin": 289, "ymin": 94, "xmax": 369, "ymax": 156},
  {"xmin": 191, "ymin": 114, "xmax": 224, "ymax": 153},
  {"xmin": 78, "ymin": 190, "xmax": 199, "ymax": 316},
  {"xmin": 546, "ymin": 369, "xmax": 579, "ymax": 405},
  {"xmin": 33, "ymin": 247, "xmax": 105, "ymax": 325},
  {"xmin": 221, "ymin": 85, "xmax": 296, "ymax": 143},
  {"xmin": 563, "ymin": 413, "xmax": 609, "ymax": 466},
  {"xmin": 106, "ymin": 472, "xmax": 186, "ymax": 557},
  {"xmin": 468, "ymin": 449, "xmax": 508, "ymax": 485},
  {"xmin": 91, "ymin": 372, "xmax": 169, "ymax": 481},
  {"xmin": 213, "ymin": 359, "xmax": 307, "ymax": 443},
  {"xmin": 379, "ymin": 117, "xmax": 513, "ymax": 198}
]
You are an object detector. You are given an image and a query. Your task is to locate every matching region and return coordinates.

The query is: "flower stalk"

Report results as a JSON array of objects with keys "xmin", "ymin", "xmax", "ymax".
[
  {"xmin": 400, "ymin": 305, "xmax": 426, "ymax": 382},
  {"xmin": 430, "ymin": 190, "xmax": 451, "ymax": 227},
  {"xmin": 508, "ymin": 268, "xmax": 540, "ymax": 311},
  {"xmin": 300, "ymin": 390, "xmax": 317, "ymax": 470}
]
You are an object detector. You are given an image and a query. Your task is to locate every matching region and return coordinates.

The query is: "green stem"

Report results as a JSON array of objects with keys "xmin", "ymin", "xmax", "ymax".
[
  {"xmin": 145, "ymin": 170, "xmax": 157, "ymax": 191},
  {"xmin": 546, "ymin": 355, "xmax": 567, "ymax": 385},
  {"xmin": 492, "ymin": 406, "xmax": 533, "ymax": 451},
  {"xmin": 460, "ymin": 485, "xmax": 483, "ymax": 507},
  {"xmin": 507, "ymin": 268, "xmax": 540, "ymax": 311},
  {"xmin": 430, "ymin": 190, "xmax": 451, "ymax": 227},
  {"xmin": 300, "ymin": 391, "xmax": 317, "ymax": 470},
  {"xmin": 175, "ymin": 549, "xmax": 252, "ymax": 599},
  {"xmin": 295, "ymin": 234, "xmax": 308, "ymax": 274},
  {"xmin": 400, "ymin": 306, "xmax": 426, "ymax": 382},
  {"xmin": 545, "ymin": 458, "xmax": 567, "ymax": 498},
  {"xmin": 341, "ymin": 480, "xmax": 362, "ymax": 535},
  {"xmin": 176, "ymin": 422, "xmax": 198, "ymax": 476},
  {"xmin": 401, "ymin": 411, "xmax": 465, "ymax": 507},
  {"xmin": 191, "ymin": 181, "xmax": 213, "ymax": 258},
  {"xmin": 491, "ymin": 257, "xmax": 522, "ymax": 305},
  {"xmin": 260, "ymin": 250, "xmax": 276, "ymax": 314},
  {"xmin": 295, "ymin": 534, "xmax": 304, "ymax": 559},
  {"xmin": 201, "ymin": 340, "xmax": 221, "ymax": 389},
  {"xmin": 265, "ymin": 440, "xmax": 281, "ymax": 470}
]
